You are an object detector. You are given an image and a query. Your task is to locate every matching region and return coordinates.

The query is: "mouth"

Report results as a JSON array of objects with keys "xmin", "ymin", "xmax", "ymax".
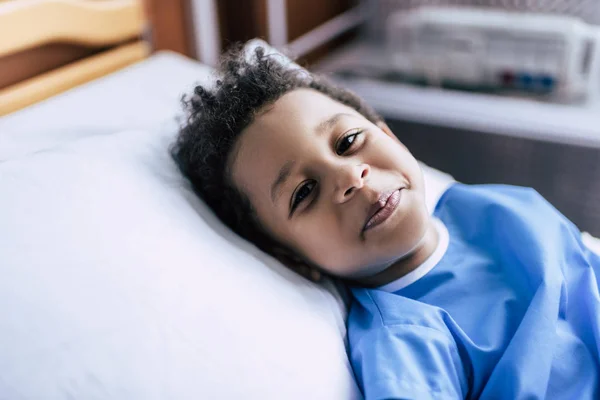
[{"xmin": 363, "ymin": 188, "xmax": 404, "ymax": 232}]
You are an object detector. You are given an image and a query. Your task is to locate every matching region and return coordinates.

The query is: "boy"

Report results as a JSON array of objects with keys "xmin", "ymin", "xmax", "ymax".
[{"xmin": 172, "ymin": 44, "xmax": 600, "ymax": 399}]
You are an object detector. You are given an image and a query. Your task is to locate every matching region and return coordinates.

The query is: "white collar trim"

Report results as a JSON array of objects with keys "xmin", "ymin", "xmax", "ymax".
[{"xmin": 377, "ymin": 218, "xmax": 449, "ymax": 293}]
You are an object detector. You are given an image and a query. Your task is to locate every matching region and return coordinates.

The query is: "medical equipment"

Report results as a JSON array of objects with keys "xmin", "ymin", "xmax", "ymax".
[{"xmin": 386, "ymin": 7, "xmax": 600, "ymax": 100}]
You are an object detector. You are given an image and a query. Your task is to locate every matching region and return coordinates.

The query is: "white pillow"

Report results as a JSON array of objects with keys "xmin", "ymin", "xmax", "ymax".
[{"xmin": 0, "ymin": 127, "xmax": 361, "ymax": 399}]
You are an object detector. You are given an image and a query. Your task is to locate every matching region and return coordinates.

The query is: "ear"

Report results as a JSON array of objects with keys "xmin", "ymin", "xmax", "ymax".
[{"xmin": 272, "ymin": 247, "xmax": 323, "ymax": 283}]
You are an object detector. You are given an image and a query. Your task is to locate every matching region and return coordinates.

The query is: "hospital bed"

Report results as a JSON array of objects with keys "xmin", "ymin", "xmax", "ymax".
[{"xmin": 0, "ymin": 1, "xmax": 599, "ymax": 399}]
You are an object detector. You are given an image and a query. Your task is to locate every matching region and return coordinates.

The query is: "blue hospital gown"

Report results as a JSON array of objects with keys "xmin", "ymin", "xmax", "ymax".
[{"xmin": 348, "ymin": 184, "xmax": 600, "ymax": 400}]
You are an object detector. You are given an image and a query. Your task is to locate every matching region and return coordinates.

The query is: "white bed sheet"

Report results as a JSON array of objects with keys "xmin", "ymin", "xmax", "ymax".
[
  {"xmin": 1, "ymin": 52, "xmax": 365, "ymax": 399},
  {"xmin": 0, "ymin": 127, "xmax": 361, "ymax": 399},
  {"xmin": 0, "ymin": 52, "xmax": 210, "ymax": 161}
]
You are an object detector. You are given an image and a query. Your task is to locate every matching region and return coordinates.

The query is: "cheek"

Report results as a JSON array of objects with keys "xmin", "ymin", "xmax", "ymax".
[
  {"xmin": 290, "ymin": 214, "xmax": 359, "ymax": 273},
  {"xmin": 376, "ymin": 140, "xmax": 423, "ymax": 187}
]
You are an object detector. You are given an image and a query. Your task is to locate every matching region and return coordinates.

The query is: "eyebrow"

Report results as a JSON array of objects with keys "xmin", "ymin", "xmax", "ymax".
[
  {"xmin": 270, "ymin": 160, "xmax": 295, "ymax": 204},
  {"xmin": 315, "ymin": 112, "xmax": 353, "ymax": 136}
]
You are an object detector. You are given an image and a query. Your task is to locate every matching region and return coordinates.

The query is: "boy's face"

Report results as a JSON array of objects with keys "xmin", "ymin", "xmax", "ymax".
[{"xmin": 230, "ymin": 89, "xmax": 429, "ymax": 280}]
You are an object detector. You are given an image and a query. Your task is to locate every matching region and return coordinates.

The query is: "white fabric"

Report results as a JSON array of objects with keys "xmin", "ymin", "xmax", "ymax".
[
  {"xmin": 0, "ymin": 52, "xmax": 212, "ymax": 161},
  {"xmin": 0, "ymin": 49, "xmax": 455, "ymax": 399},
  {"xmin": 0, "ymin": 127, "xmax": 359, "ymax": 399},
  {"xmin": 378, "ymin": 218, "xmax": 450, "ymax": 293}
]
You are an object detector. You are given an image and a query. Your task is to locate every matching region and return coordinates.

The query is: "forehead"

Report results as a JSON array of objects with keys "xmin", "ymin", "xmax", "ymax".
[
  {"xmin": 230, "ymin": 88, "xmax": 360, "ymax": 191},
  {"xmin": 253, "ymin": 88, "xmax": 358, "ymax": 131}
]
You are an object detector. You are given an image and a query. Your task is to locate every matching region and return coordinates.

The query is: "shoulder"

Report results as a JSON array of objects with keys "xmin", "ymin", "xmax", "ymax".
[
  {"xmin": 348, "ymin": 288, "xmax": 454, "ymax": 346},
  {"xmin": 348, "ymin": 289, "xmax": 468, "ymax": 399},
  {"xmin": 438, "ymin": 183, "xmax": 545, "ymax": 210},
  {"xmin": 436, "ymin": 183, "xmax": 582, "ymax": 266},
  {"xmin": 436, "ymin": 183, "xmax": 568, "ymax": 230}
]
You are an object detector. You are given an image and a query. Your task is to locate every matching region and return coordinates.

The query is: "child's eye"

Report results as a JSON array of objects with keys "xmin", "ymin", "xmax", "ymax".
[
  {"xmin": 290, "ymin": 180, "xmax": 316, "ymax": 214},
  {"xmin": 335, "ymin": 130, "xmax": 363, "ymax": 155}
]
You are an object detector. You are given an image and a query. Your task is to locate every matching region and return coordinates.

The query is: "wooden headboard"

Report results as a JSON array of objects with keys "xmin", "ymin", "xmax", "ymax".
[{"xmin": 0, "ymin": 0, "xmax": 151, "ymax": 116}]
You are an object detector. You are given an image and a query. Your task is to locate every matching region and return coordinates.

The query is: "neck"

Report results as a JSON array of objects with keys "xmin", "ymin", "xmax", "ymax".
[{"xmin": 355, "ymin": 218, "xmax": 440, "ymax": 288}]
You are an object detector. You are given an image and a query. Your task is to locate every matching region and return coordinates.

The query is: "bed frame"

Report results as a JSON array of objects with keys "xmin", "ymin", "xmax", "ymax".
[{"xmin": 0, "ymin": 0, "xmax": 150, "ymax": 116}]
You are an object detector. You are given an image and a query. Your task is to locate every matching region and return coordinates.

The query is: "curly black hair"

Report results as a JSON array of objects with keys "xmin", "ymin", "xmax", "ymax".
[{"xmin": 171, "ymin": 43, "xmax": 382, "ymax": 256}]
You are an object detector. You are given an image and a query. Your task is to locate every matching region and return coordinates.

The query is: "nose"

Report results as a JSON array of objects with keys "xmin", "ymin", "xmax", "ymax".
[{"xmin": 332, "ymin": 163, "xmax": 370, "ymax": 204}]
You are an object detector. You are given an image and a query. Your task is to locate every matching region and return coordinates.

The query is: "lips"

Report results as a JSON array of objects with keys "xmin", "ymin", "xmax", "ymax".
[{"xmin": 363, "ymin": 189, "xmax": 403, "ymax": 232}]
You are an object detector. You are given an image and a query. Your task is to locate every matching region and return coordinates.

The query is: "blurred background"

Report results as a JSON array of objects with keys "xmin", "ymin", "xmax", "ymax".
[
  {"xmin": 141, "ymin": 0, "xmax": 360, "ymax": 66},
  {"xmin": 2, "ymin": 0, "xmax": 600, "ymax": 235},
  {"xmin": 185, "ymin": 0, "xmax": 600, "ymax": 235}
]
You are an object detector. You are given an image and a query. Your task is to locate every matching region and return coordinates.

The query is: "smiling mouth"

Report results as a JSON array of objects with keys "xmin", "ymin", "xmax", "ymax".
[{"xmin": 363, "ymin": 189, "xmax": 404, "ymax": 232}]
